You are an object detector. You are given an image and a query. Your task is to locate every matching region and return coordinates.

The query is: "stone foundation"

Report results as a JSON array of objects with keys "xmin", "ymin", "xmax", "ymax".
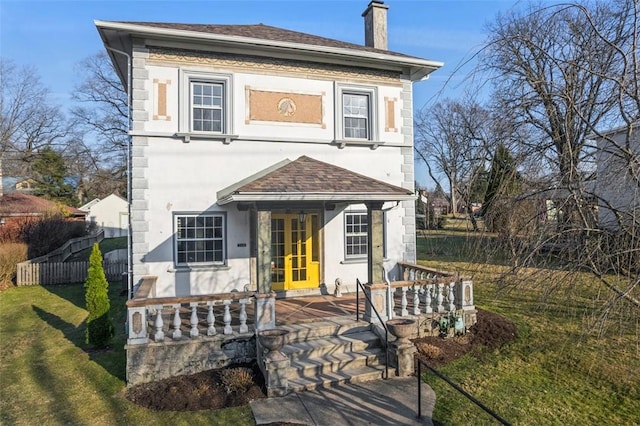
[{"xmin": 126, "ymin": 333, "xmax": 256, "ymax": 385}]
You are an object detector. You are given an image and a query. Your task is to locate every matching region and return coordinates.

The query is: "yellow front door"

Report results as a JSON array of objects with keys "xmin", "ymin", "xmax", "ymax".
[{"xmin": 271, "ymin": 213, "xmax": 320, "ymax": 291}]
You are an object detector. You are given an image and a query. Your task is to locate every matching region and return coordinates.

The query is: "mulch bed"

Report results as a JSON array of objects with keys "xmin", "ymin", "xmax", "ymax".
[
  {"xmin": 125, "ymin": 362, "xmax": 266, "ymax": 411},
  {"xmin": 413, "ymin": 308, "xmax": 518, "ymax": 367}
]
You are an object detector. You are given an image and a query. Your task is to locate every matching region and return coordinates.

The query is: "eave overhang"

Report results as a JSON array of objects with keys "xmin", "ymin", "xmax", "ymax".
[
  {"xmin": 94, "ymin": 20, "xmax": 443, "ymax": 89},
  {"xmin": 217, "ymin": 192, "xmax": 415, "ymax": 205}
]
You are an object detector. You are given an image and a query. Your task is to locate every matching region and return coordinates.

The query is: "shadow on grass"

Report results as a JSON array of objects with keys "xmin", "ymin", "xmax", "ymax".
[{"xmin": 32, "ymin": 284, "xmax": 127, "ymax": 382}]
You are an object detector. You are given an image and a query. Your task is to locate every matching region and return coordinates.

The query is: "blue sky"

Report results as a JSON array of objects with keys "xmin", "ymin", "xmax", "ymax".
[{"xmin": 1, "ymin": 0, "xmax": 526, "ymax": 187}]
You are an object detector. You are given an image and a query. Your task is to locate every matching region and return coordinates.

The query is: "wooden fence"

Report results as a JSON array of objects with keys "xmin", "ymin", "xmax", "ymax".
[
  {"xmin": 16, "ymin": 261, "xmax": 127, "ymax": 286},
  {"xmin": 28, "ymin": 230, "xmax": 105, "ymax": 264}
]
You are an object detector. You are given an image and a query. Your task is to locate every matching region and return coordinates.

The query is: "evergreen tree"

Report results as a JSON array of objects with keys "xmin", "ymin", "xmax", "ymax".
[
  {"xmin": 483, "ymin": 144, "xmax": 519, "ymax": 232},
  {"xmin": 84, "ymin": 243, "xmax": 113, "ymax": 348},
  {"xmin": 32, "ymin": 146, "xmax": 76, "ymax": 206}
]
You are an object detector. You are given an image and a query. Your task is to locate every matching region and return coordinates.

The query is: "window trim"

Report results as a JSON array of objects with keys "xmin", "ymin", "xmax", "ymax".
[
  {"xmin": 344, "ymin": 211, "xmax": 369, "ymax": 260},
  {"xmin": 173, "ymin": 212, "xmax": 227, "ymax": 267},
  {"xmin": 335, "ymin": 84, "xmax": 378, "ymax": 143},
  {"xmin": 179, "ymin": 70, "xmax": 233, "ymax": 137}
]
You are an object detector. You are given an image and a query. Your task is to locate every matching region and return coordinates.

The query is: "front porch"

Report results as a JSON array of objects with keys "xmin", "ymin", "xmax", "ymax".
[{"xmin": 124, "ymin": 262, "xmax": 477, "ymax": 387}]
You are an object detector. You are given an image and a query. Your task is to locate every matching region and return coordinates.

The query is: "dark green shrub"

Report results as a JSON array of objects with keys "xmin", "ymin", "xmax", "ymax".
[
  {"xmin": 436, "ymin": 216, "xmax": 448, "ymax": 229},
  {"xmin": 84, "ymin": 243, "xmax": 113, "ymax": 348},
  {"xmin": 19, "ymin": 215, "xmax": 90, "ymax": 258}
]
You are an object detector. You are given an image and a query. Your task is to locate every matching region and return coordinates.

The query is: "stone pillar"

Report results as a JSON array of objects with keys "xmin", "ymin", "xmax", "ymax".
[
  {"xmin": 249, "ymin": 208, "xmax": 257, "ymax": 290},
  {"xmin": 126, "ymin": 306, "xmax": 148, "ymax": 344},
  {"xmin": 256, "ymin": 210, "xmax": 272, "ymax": 294},
  {"xmin": 390, "ymin": 341, "xmax": 417, "ymax": 377},
  {"xmin": 262, "ymin": 352, "xmax": 290, "ymax": 397},
  {"xmin": 363, "ymin": 283, "xmax": 388, "ymax": 323},
  {"xmin": 367, "ymin": 202, "xmax": 385, "ymax": 285},
  {"xmin": 254, "ymin": 292, "xmax": 276, "ymax": 331}
]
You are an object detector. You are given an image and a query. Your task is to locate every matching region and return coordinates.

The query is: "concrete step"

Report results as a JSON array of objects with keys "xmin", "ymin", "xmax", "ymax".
[
  {"xmin": 288, "ymin": 364, "xmax": 386, "ymax": 392},
  {"xmin": 280, "ymin": 319, "xmax": 371, "ymax": 344},
  {"xmin": 282, "ymin": 330, "xmax": 382, "ymax": 361},
  {"xmin": 287, "ymin": 348, "xmax": 385, "ymax": 380}
]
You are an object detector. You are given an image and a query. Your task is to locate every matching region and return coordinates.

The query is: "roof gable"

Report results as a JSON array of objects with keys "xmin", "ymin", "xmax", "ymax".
[{"xmin": 217, "ymin": 156, "xmax": 413, "ymax": 204}]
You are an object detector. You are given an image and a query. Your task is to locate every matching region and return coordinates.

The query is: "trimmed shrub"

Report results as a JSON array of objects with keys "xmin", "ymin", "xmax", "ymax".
[{"xmin": 84, "ymin": 243, "xmax": 113, "ymax": 348}]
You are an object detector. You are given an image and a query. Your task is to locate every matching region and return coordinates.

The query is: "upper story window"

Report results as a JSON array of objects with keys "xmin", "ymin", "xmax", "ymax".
[
  {"xmin": 191, "ymin": 82, "xmax": 224, "ymax": 132},
  {"xmin": 179, "ymin": 70, "xmax": 233, "ymax": 137},
  {"xmin": 343, "ymin": 93, "xmax": 370, "ymax": 139},
  {"xmin": 174, "ymin": 213, "xmax": 225, "ymax": 266},
  {"xmin": 336, "ymin": 84, "xmax": 377, "ymax": 143}
]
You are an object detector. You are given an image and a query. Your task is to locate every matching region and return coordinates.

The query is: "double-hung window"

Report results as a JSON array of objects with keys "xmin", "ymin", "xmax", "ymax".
[
  {"xmin": 191, "ymin": 81, "xmax": 224, "ymax": 133},
  {"xmin": 345, "ymin": 212, "xmax": 368, "ymax": 258},
  {"xmin": 175, "ymin": 214, "xmax": 225, "ymax": 265},
  {"xmin": 179, "ymin": 70, "xmax": 232, "ymax": 137},
  {"xmin": 343, "ymin": 92, "xmax": 371, "ymax": 139}
]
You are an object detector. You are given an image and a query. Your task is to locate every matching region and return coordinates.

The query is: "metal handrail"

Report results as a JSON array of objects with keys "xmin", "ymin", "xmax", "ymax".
[
  {"xmin": 356, "ymin": 278, "xmax": 389, "ymax": 380},
  {"xmin": 417, "ymin": 358, "xmax": 511, "ymax": 425}
]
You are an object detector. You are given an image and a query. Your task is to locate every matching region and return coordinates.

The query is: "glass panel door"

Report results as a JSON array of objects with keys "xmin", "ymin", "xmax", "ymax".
[{"xmin": 271, "ymin": 213, "xmax": 320, "ymax": 291}]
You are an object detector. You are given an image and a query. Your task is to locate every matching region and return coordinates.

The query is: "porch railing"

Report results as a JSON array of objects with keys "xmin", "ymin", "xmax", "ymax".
[
  {"xmin": 393, "ymin": 262, "xmax": 475, "ymax": 317},
  {"xmin": 126, "ymin": 276, "xmax": 256, "ymax": 345}
]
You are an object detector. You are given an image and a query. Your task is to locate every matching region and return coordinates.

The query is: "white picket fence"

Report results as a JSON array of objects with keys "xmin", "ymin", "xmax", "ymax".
[{"xmin": 16, "ymin": 261, "xmax": 127, "ymax": 286}]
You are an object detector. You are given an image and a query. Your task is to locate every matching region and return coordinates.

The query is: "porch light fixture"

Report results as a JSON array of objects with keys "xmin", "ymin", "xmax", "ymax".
[{"xmin": 298, "ymin": 212, "xmax": 306, "ymax": 224}]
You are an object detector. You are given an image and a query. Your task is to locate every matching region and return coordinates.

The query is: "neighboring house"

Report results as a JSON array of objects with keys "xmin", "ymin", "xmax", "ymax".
[
  {"xmin": 97, "ymin": 1, "xmax": 476, "ymax": 388},
  {"xmin": 1, "ymin": 177, "xmax": 36, "ymax": 195},
  {"xmin": 80, "ymin": 194, "xmax": 129, "ymax": 238},
  {"xmin": 0, "ymin": 192, "xmax": 86, "ymax": 239},
  {"xmin": 593, "ymin": 124, "xmax": 640, "ymax": 230}
]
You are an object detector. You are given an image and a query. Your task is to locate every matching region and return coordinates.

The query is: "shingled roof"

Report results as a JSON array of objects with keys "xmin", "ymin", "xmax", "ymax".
[
  {"xmin": 0, "ymin": 193, "xmax": 86, "ymax": 218},
  {"xmin": 115, "ymin": 22, "xmax": 420, "ymax": 60},
  {"xmin": 217, "ymin": 156, "xmax": 414, "ymax": 204}
]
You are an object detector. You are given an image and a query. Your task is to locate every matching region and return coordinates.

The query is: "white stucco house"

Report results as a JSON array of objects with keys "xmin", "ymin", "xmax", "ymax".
[
  {"xmin": 80, "ymin": 193, "xmax": 129, "ymax": 238},
  {"xmin": 96, "ymin": 1, "xmax": 476, "ymax": 389},
  {"xmin": 97, "ymin": 1, "xmax": 444, "ymax": 299},
  {"xmin": 593, "ymin": 124, "xmax": 639, "ymax": 229}
]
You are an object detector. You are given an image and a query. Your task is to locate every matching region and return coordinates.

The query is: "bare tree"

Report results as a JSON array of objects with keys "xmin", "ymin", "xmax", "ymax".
[
  {"xmin": 0, "ymin": 59, "xmax": 67, "ymax": 177},
  {"xmin": 70, "ymin": 52, "xmax": 128, "ymax": 197},
  {"xmin": 415, "ymin": 98, "xmax": 491, "ymax": 217},
  {"xmin": 478, "ymin": 0, "xmax": 639, "ymax": 329}
]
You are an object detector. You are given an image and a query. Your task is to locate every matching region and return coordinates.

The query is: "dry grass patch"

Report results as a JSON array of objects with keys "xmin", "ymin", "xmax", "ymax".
[{"xmin": 0, "ymin": 242, "xmax": 27, "ymax": 290}]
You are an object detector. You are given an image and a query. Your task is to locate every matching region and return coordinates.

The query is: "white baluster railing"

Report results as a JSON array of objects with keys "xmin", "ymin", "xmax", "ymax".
[{"xmin": 126, "ymin": 288, "xmax": 256, "ymax": 344}]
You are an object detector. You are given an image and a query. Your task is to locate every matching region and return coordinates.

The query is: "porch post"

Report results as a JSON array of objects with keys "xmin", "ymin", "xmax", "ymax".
[
  {"xmin": 256, "ymin": 210, "xmax": 272, "ymax": 293},
  {"xmin": 363, "ymin": 202, "xmax": 387, "ymax": 323},
  {"xmin": 254, "ymin": 210, "xmax": 276, "ymax": 330},
  {"xmin": 367, "ymin": 202, "xmax": 385, "ymax": 284}
]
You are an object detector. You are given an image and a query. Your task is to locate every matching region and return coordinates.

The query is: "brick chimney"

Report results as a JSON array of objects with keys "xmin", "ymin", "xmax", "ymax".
[{"xmin": 362, "ymin": 0, "xmax": 389, "ymax": 50}]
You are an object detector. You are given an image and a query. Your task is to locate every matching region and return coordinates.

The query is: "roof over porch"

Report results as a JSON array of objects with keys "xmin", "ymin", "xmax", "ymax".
[{"xmin": 216, "ymin": 155, "xmax": 415, "ymax": 205}]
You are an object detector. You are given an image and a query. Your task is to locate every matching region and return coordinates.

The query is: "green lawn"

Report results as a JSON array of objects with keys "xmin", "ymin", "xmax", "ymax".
[
  {"xmin": 0, "ymin": 282, "xmax": 253, "ymax": 425},
  {"xmin": 417, "ymin": 228, "xmax": 640, "ymax": 425},
  {"xmin": 1, "ymin": 227, "xmax": 638, "ymax": 424}
]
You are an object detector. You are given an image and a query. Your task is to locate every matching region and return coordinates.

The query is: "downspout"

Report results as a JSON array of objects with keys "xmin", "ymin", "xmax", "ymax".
[{"xmin": 105, "ymin": 46, "xmax": 133, "ymax": 300}]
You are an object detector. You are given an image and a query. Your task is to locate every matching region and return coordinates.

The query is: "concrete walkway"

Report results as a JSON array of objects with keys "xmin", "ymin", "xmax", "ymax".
[{"xmin": 250, "ymin": 377, "xmax": 436, "ymax": 426}]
